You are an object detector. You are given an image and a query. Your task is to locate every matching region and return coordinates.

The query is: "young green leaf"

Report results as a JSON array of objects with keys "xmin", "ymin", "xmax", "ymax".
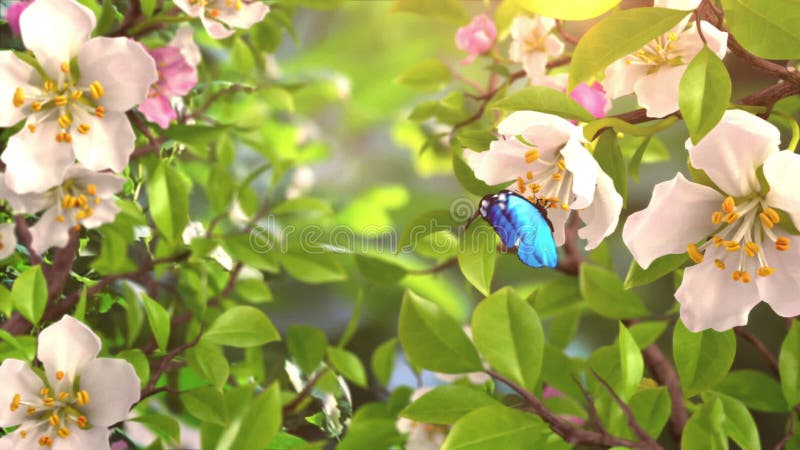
[
  {"xmin": 12, "ymin": 266, "xmax": 47, "ymax": 326},
  {"xmin": 142, "ymin": 295, "xmax": 171, "ymax": 353},
  {"xmin": 673, "ymin": 320, "xmax": 736, "ymax": 396},
  {"xmin": 186, "ymin": 341, "xmax": 230, "ymax": 389},
  {"xmin": 457, "ymin": 222, "xmax": 496, "ymax": 296},
  {"xmin": 442, "ymin": 405, "xmax": 547, "ymax": 449},
  {"xmin": 203, "ymin": 306, "xmax": 280, "ymax": 348},
  {"xmin": 624, "ymin": 253, "xmax": 688, "ymax": 289},
  {"xmin": 371, "ymin": 338, "xmax": 397, "ymax": 387},
  {"xmin": 780, "ymin": 321, "xmax": 800, "ymax": 407},
  {"xmin": 400, "ymin": 385, "xmax": 501, "ymax": 425},
  {"xmin": 715, "ymin": 369, "xmax": 788, "ymax": 413},
  {"xmin": 148, "ymin": 162, "xmax": 190, "ymax": 243},
  {"xmin": 286, "ymin": 325, "xmax": 328, "ymax": 375},
  {"xmin": 281, "ymin": 251, "xmax": 347, "ymax": 284},
  {"xmin": 229, "ymin": 383, "xmax": 282, "ymax": 450},
  {"xmin": 518, "ymin": 0, "xmax": 621, "ymax": 20},
  {"xmin": 594, "ymin": 130, "xmax": 628, "ymax": 207},
  {"xmin": 394, "ymin": 58, "xmax": 452, "ymax": 91},
  {"xmin": 714, "ymin": 393, "xmax": 761, "ymax": 450},
  {"xmin": 327, "ymin": 346, "xmax": 368, "ymax": 387},
  {"xmin": 721, "ymin": 0, "xmax": 800, "ymax": 59},
  {"xmin": 629, "ymin": 387, "xmax": 671, "ymax": 438},
  {"xmin": 680, "ymin": 397, "xmax": 727, "ymax": 450},
  {"xmin": 181, "ymin": 387, "xmax": 228, "ymax": 426},
  {"xmin": 492, "ymin": 86, "xmax": 594, "ymax": 122},
  {"xmin": 679, "ymin": 46, "xmax": 732, "ymax": 144},
  {"xmin": 618, "ymin": 323, "xmax": 644, "ymax": 399},
  {"xmin": 580, "ymin": 264, "xmax": 649, "ymax": 319}
]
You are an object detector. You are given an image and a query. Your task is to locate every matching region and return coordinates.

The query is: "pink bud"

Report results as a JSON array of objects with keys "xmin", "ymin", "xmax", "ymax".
[
  {"xmin": 455, "ymin": 14, "xmax": 497, "ymax": 63},
  {"xmin": 570, "ymin": 82, "xmax": 611, "ymax": 118},
  {"xmin": 6, "ymin": 0, "xmax": 34, "ymax": 36}
]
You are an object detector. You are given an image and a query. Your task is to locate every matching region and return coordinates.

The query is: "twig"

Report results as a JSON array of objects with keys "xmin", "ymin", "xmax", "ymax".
[
  {"xmin": 130, "ymin": 137, "xmax": 167, "ymax": 160},
  {"xmin": 556, "ymin": 214, "xmax": 583, "ymax": 276},
  {"xmin": 591, "ymin": 370, "xmax": 660, "ymax": 447},
  {"xmin": 13, "ymin": 215, "xmax": 41, "ymax": 265},
  {"xmin": 140, "ymin": 325, "xmax": 204, "ymax": 401},
  {"xmin": 775, "ymin": 415, "xmax": 796, "ymax": 450},
  {"xmin": 571, "ymin": 376, "xmax": 608, "ymax": 435},
  {"xmin": 186, "ymin": 84, "xmax": 256, "ymax": 122},
  {"xmin": 734, "ymin": 326, "xmax": 780, "ymax": 376},
  {"xmin": 283, "ymin": 368, "xmax": 330, "ymax": 414},
  {"xmin": 641, "ymin": 344, "xmax": 688, "ymax": 442},
  {"xmin": 556, "ymin": 20, "xmax": 580, "ymax": 45}
]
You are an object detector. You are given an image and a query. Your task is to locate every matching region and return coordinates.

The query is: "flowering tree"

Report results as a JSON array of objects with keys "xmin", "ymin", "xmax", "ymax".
[{"xmin": 0, "ymin": 0, "xmax": 799, "ymax": 449}]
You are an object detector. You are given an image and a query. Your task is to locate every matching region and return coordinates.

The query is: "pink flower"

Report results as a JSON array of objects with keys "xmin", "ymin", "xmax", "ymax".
[
  {"xmin": 5, "ymin": 0, "xmax": 33, "ymax": 35},
  {"xmin": 455, "ymin": 14, "xmax": 496, "ymax": 64},
  {"xmin": 570, "ymin": 82, "xmax": 611, "ymax": 118},
  {"xmin": 138, "ymin": 46, "xmax": 198, "ymax": 129}
]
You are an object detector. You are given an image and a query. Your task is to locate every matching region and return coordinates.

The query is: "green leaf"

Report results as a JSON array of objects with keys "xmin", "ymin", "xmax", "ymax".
[
  {"xmin": 629, "ymin": 387, "xmax": 671, "ymax": 438},
  {"xmin": 233, "ymin": 279, "xmax": 273, "ymax": 304},
  {"xmin": 517, "ymin": 0, "xmax": 622, "ymax": 20},
  {"xmin": 720, "ymin": 0, "xmax": 800, "ymax": 59},
  {"xmin": 442, "ymin": 405, "xmax": 547, "ymax": 450},
  {"xmin": 568, "ymin": 7, "xmax": 690, "ymax": 91},
  {"xmin": 142, "ymin": 295, "xmax": 171, "ymax": 353},
  {"xmin": 355, "ymin": 253, "xmax": 407, "ymax": 285},
  {"xmin": 132, "ymin": 414, "xmax": 181, "ymax": 445},
  {"xmin": 95, "ymin": 0, "xmax": 119, "ymax": 36},
  {"xmin": 203, "ymin": 306, "xmax": 280, "ymax": 348},
  {"xmin": 456, "ymin": 129, "xmax": 496, "ymax": 151},
  {"xmin": 780, "ymin": 321, "xmax": 800, "ymax": 407},
  {"xmin": 618, "ymin": 323, "xmax": 644, "ymax": 399},
  {"xmin": 281, "ymin": 251, "xmax": 347, "ymax": 284},
  {"xmin": 471, "ymin": 288, "xmax": 544, "ymax": 391},
  {"xmin": 628, "ymin": 321, "xmax": 668, "ymax": 349},
  {"xmin": 207, "ymin": 165, "xmax": 236, "ymax": 215},
  {"xmin": 579, "ymin": 264, "xmax": 649, "ymax": 319},
  {"xmin": 91, "ymin": 223, "xmax": 137, "ymax": 275},
  {"xmin": 492, "ymin": 86, "xmax": 594, "ymax": 122},
  {"xmin": 221, "ymin": 233, "xmax": 279, "ymax": 273},
  {"xmin": 390, "ymin": 0, "xmax": 469, "ymax": 22},
  {"xmin": 681, "ymin": 398, "xmax": 727, "ymax": 450},
  {"xmin": 674, "ymin": 320, "xmax": 736, "ymax": 396},
  {"xmin": 287, "ymin": 326, "xmax": 328, "ymax": 375},
  {"xmin": 118, "ymin": 349, "xmax": 150, "ymax": 388},
  {"xmin": 162, "ymin": 124, "xmax": 230, "ymax": 149},
  {"xmin": 182, "ymin": 387, "xmax": 228, "ymax": 426},
  {"xmin": 399, "ymin": 290, "xmax": 483, "ymax": 374},
  {"xmin": 148, "ymin": 162, "xmax": 189, "ymax": 243},
  {"xmin": 624, "ymin": 253, "xmax": 688, "ymax": 289},
  {"xmin": 397, "ymin": 210, "xmax": 456, "ymax": 253},
  {"xmin": 401, "ymin": 385, "xmax": 502, "ymax": 425},
  {"xmin": 457, "ymin": 222, "xmax": 496, "ymax": 296},
  {"xmin": 371, "ymin": 338, "xmax": 397, "ymax": 387},
  {"xmin": 627, "ymin": 136, "xmax": 651, "ymax": 182},
  {"xmin": 679, "ymin": 46, "xmax": 732, "ymax": 144},
  {"xmin": 453, "ymin": 152, "xmax": 507, "ymax": 196},
  {"xmin": 327, "ymin": 346, "xmax": 368, "ymax": 387},
  {"xmin": 395, "ymin": 59, "xmax": 452, "ymax": 90},
  {"xmin": 140, "ymin": 0, "xmax": 156, "ymax": 16},
  {"xmin": 337, "ymin": 418, "xmax": 399, "ymax": 450},
  {"xmin": 714, "ymin": 393, "xmax": 761, "ymax": 450},
  {"xmin": 12, "ymin": 266, "xmax": 47, "ymax": 325},
  {"xmin": 229, "ymin": 383, "xmax": 282, "ymax": 450},
  {"xmin": 715, "ymin": 370, "xmax": 788, "ymax": 413},
  {"xmin": 594, "ymin": 130, "xmax": 627, "ymax": 207},
  {"xmin": 186, "ymin": 341, "xmax": 230, "ymax": 389}
]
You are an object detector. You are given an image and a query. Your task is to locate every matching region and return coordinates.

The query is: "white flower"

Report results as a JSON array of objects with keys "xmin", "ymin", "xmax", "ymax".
[
  {"xmin": 0, "ymin": 223, "xmax": 17, "ymax": 260},
  {"xmin": 602, "ymin": 11, "xmax": 727, "ymax": 118},
  {"xmin": 286, "ymin": 166, "xmax": 316, "ymax": 200},
  {"xmin": 0, "ymin": 164, "xmax": 125, "ymax": 254},
  {"xmin": 463, "ymin": 111, "xmax": 623, "ymax": 250},
  {"xmin": 182, "ymin": 221, "xmax": 234, "ymax": 270},
  {"xmin": 0, "ymin": 315, "xmax": 140, "ymax": 450},
  {"xmin": 174, "ymin": 0, "xmax": 269, "ymax": 40},
  {"xmin": 0, "ymin": 0, "xmax": 157, "ymax": 194},
  {"xmin": 623, "ymin": 110, "xmax": 800, "ymax": 331},
  {"xmin": 509, "ymin": 15, "xmax": 564, "ymax": 83},
  {"xmin": 396, "ymin": 388, "xmax": 448, "ymax": 450},
  {"xmin": 168, "ymin": 24, "xmax": 202, "ymax": 68}
]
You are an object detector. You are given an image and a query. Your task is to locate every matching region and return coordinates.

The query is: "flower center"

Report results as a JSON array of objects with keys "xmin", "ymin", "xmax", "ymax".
[
  {"xmin": 55, "ymin": 181, "xmax": 101, "ymax": 232},
  {"xmin": 188, "ymin": 0, "xmax": 243, "ymax": 17},
  {"xmin": 512, "ymin": 147, "xmax": 572, "ymax": 211},
  {"xmin": 625, "ymin": 32, "xmax": 684, "ymax": 71},
  {"xmin": 523, "ymin": 29, "xmax": 548, "ymax": 53},
  {"xmin": 686, "ymin": 196, "xmax": 791, "ymax": 283},
  {"xmin": 8, "ymin": 385, "xmax": 92, "ymax": 447},
  {"xmin": 12, "ymin": 61, "xmax": 105, "ymax": 144}
]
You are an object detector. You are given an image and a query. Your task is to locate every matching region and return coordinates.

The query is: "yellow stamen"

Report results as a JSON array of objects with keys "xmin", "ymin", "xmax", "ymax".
[
  {"xmin": 668, "ymin": 31, "xmax": 678, "ymax": 41},
  {"xmin": 38, "ymin": 436, "xmax": 53, "ymax": 447},
  {"xmin": 86, "ymin": 184, "xmax": 97, "ymax": 195},
  {"xmin": 556, "ymin": 159, "xmax": 566, "ymax": 171},
  {"xmin": 560, "ymin": 202, "xmax": 569, "ymax": 210},
  {"xmin": 529, "ymin": 183, "xmax": 541, "ymax": 193},
  {"xmin": 724, "ymin": 212, "xmax": 739, "ymax": 223},
  {"xmin": 20, "ymin": 430, "xmax": 27, "ymax": 439},
  {"xmin": 712, "ymin": 236, "xmax": 723, "ymax": 246},
  {"xmin": 551, "ymin": 172, "xmax": 563, "ymax": 181},
  {"xmin": 54, "ymin": 95, "xmax": 67, "ymax": 106},
  {"xmin": 732, "ymin": 271, "xmax": 742, "ymax": 281},
  {"xmin": 57, "ymin": 115, "xmax": 71, "ymax": 129},
  {"xmin": 687, "ymin": 243, "xmax": 704, "ymax": 263},
  {"xmin": 740, "ymin": 272, "xmax": 751, "ymax": 283},
  {"xmin": 744, "ymin": 242, "xmax": 759, "ymax": 257},
  {"xmin": 56, "ymin": 371, "xmax": 64, "ymax": 380},
  {"xmin": 516, "ymin": 177, "xmax": 526, "ymax": 193},
  {"xmin": 76, "ymin": 416, "xmax": 88, "ymax": 428},
  {"xmin": 209, "ymin": 8, "xmax": 220, "ymax": 17},
  {"xmin": 49, "ymin": 414, "xmax": 60, "ymax": 427},
  {"xmin": 77, "ymin": 124, "xmax": 90, "ymax": 134},
  {"xmin": 526, "ymin": 170, "xmax": 533, "ymax": 180},
  {"xmin": 28, "ymin": 124, "xmax": 36, "ymax": 133},
  {"xmin": 776, "ymin": 237, "xmax": 791, "ymax": 251},
  {"xmin": 94, "ymin": 197, "xmax": 100, "ymax": 204},
  {"xmin": 72, "ymin": 224, "xmax": 81, "ymax": 232},
  {"xmin": 724, "ymin": 241, "xmax": 740, "ymax": 252},
  {"xmin": 10, "ymin": 393, "xmax": 21, "ymax": 411},
  {"xmin": 94, "ymin": 106, "xmax": 105, "ymax": 118},
  {"xmin": 58, "ymin": 392, "xmax": 69, "ymax": 401},
  {"xmin": 40, "ymin": 388, "xmax": 50, "ymax": 397},
  {"xmin": 763, "ymin": 207, "xmax": 780, "ymax": 224},
  {"xmin": 76, "ymin": 390, "xmax": 90, "ymax": 406},
  {"xmin": 759, "ymin": 212, "xmax": 775, "ymax": 229},
  {"xmin": 714, "ymin": 259, "xmax": 726, "ymax": 270},
  {"xmin": 43, "ymin": 80, "xmax": 54, "ymax": 92},
  {"xmin": 27, "ymin": 406, "xmax": 36, "ymax": 415},
  {"xmin": 31, "ymin": 101, "xmax": 42, "ymax": 111},
  {"xmin": 524, "ymin": 149, "xmax": 539, "ymax": 163},
  {"xmin": 758, "ymin": 267, "xmax": 775, "ymax": 277},
  {"xmin": 43, "ymin": 397, "xmax": 54, "ymax": 407},
  {"xmin": 57, "ymin": 427, "xmax": 70, "ymax": 438},
  {"xmin": 60, "ymin": 62, "xmax": 70, "ymax": 74},
  {"xmin": 88, "ymin": 81, "xmax": 104, "ymax": 99},
  {"xmin": 56, "ymin": 215, "xmax": 66, "ymax": 223},
  {"xmin": 235, "ymin": 0, "xmax": 242, "ymax": 9},
  {"xmin": 70, "ymin": 90, "xmax": 83, "ymax": 100},
  {"xmin": 722, "ymin": 196, "xmax": 735, "ymax": 214},
  {"xmin": 711, "ymin": 211, "xmax": 723, "ymax": 224},
  {"xmin": 13, "ymin": 87, "xmax": 24, "ymax": 107}
]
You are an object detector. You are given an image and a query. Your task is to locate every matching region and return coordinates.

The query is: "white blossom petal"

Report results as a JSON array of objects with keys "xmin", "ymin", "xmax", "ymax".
[
  {"xmin": 497, "ymin": 110, "xmax": 574, "ymax": 159},
  {"xmin": 758, "ymin": 236, "xmax": 800, "ymax": 317},
  {"xmin": 544, "ymin": 34, "xmax": 564, "ymax": 58},
  {"xmin": 169, "ymin": 24, "xmax": 202, "ymax": 67},
  {"xmin": 602, "ymin": 59, "xmax": 648, "ymax": 99},
  {"xmin": 77, "ymin": 37, "xmax": 158, "ymax": 112},
  {"xmin": 29, "ymin": 207, "xmax": 72, "ymax": 254},
  {"xmin": 1, "ymin": 120, "xmax": 74, "ymax": 194},
  {"xmin": 578, "ymin": 170, "xmax": 623, "ymax": 250},
  {"xmin": 654, "ymin": 0, "xmax": 701, "ymax": 9},
  {"xmin": 0, "ymin": 359, "xmax": 45, "ymax": 427},
  {"xmin": 623, "ymin": 173, "xmax": 722, "ymax": 269},
  {"xmin": 80, "ymin": 199, "xmax": 120, "ymax": 229},
  {"xmin": 62, "ymin": 166, "xmax": 125, "ymax": 197},
  {"xmin": 688, "ymin": 109, "xmax": 780, "ymax": 197},
  {"xmin": 521, "ymin": 51, "xmax": 548, "ymax": 80},
  {"xmin": 0, "ymin": 51, "xmax": 40, "ymax": 127},
  {"xmin": 52, "ymin": 427, "xmax": 110, "ymax": 450},
  {"xmin": 79, "ymin": 358, "xmax": 140, "ymax": 427},
  {"xmin": 462, "ymin": 141, "xmax": 526, "ymax": 186},
  {"xmin": 546, "ymin": 207, "xmax": 570, "ymax": 248},
  {"xmin": 19, "ymin": 0, "xmax": 95, "ymax": 76},
  {"xmin": 37, "ymin": 315, "xmax": 101, "ymax": 390},
  {"xmin": 764, "ymin": 151, "xmax": 800, "ymax": 228},
  {"xmin": 71, "ymin": 111, "xmax": 135, "ymax": 172},
  {"xmin": 676, "ymin": 249, "xmax": 760, "ymax": 331},
  {"xmin": 0, "ymin": 175, "xmax": 54, "ymax": 212},
  {"xmin": 201, "ymin": 14, "xmax": 235, "ymax": 39},
  {"xmin": 0, "ymin": 223, "xmax": 17, "ymax": 259},
  {"xmin": 673, "ymin": 21, "xmax": 727, "ymax": 62},
  {"xmin": 173, "ymin": 0, "xmax": 202, "ymax": 17},
  {"xmin": 560, "ymin": 137, "xmax": 599, "ymax": 209},
  {"xmin": 217, "ymin": 2, "xmax": 269, "ymax": 30},
  {"xmin": 633, "ymin": 65, "xmax": 685, "ymax": 118},
  {"xmin": 0, "ymin": 436, "xmax": 13, "ymax": 450}
]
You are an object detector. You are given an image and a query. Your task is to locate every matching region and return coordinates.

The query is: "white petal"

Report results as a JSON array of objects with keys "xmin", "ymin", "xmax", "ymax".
[
  {"xmin": 168, "ymin": 24, "xmax": 202, "ymax": 67},
  {"xmin": 173, "ymin": 0, "xmax": 202, "ymax": 17},
  {"xmin": 0, "ymin": 223, "xmax": 17, "ymax": 259},
  {"xmin": 546, "ymin": 207, "xmax": 570, "ymax": 248},
  {"xmin": 217, "ymin": 2, "xmax": 269, "ymax": 30},
  {"xmin": 521, "ymin": 51, "xmax": 548, "ymax": 80},
  {"xmin": 37, "ymin": 315, "xmax": 101, "ymax": 390},
  {"xmin": 0, "ymin": 359, "xmax": 45, "ymax": 427},
  {"xmin": 577, "ymin": 170, "xmax": 623, "ymax": 250},
  {"xmin": 603, "ymin": 59, "xmax": 648, "ymax": 99},
  {"xmin": 71, "ymin": 111, "xmax": 135, "ymax": 172},
  {"xmin": 462, "ymin": 141, "xmax": 525, "ymax": 185},
  {"xmin": 0, "ymin": 436, "xmax": 13, "ymax": 450},
  {"xmin": 80, "ymin": 199, "xmax": 120, "ymax": 229},
  {"xmin": 764, "ymin": 151, "xmax": 800, "ymax": 228},
  {"xmin": 61, "ymin": 165, "xmax": 124, "ymax": 198},
  {"xmin": 19, "ymin": 0, "xmax": 95, "ymax": 76},
  {"xmin": 201, "ymin": 14, "xmax": 235, "ymax": 39},
  {"xmin": 0, "ymin": 51, "xmax": 39, "ymax": 127},
  {"xmin": 30, "ymin": 207, "xmax": 74, "ymax": 255},
  {"xmin": 0, "ymin": 174, "xmax": 54, "ymax": 213},
  {"xmin": 674, "ymin": 21, "xmax": 727, "ymax": 61},
  {"xmin": 77, "ymin": 37, "xmax": 158, "ymax": 112},
  {"xmin": 701, "ymin": 22, "xmax": 728, "ymax": 59},
  {"xmin": 79, "ymin": 358, "xmax": 140, "ymax": 427},
  {"xmin": 510, "ymin": 16, "xmax": 534, "ymax": 41},
  {"xmin": 497, "ymin": 110, "xmax": 574, "ymax": 157},
  {"xmin": 688, "ymin": 109, "xmax": 780, "ymax": 197},
  {"xmin": 52, "ymin": 427, "xmax": 110, "ymax": 450},
  {"xmin": 676, "ymin": 251, "xmax": 760, "ymax": 331},
  {"xmin": 623, "ymin": 173, "xmax": 722, "ymax": 269},
  {"xmin": 1, "ymin": 120, "xmax": 74, "ymax": 194},
  {"xmin": 544, "ymin": 34, "xmax": 564, "ymax": 58},
  {"xmin": 654, "ymin": 0, "xmax": 700, "ymax": 8},
  {"xmin": 560, "ymin": 137, "xmax": 598, "ymax": 209},
  {"xmin": 758, "ymin": 235, "xmax": 800, "ymax": 317},
  {"xmin": 633, "ymin": 65, "xmax": 685, "ymax": 118}
]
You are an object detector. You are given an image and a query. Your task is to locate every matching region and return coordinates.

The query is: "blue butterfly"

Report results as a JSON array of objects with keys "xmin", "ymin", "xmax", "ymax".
[{"xmin": 477, "ymin": 190, "xmax": 558, "ymax": 269}]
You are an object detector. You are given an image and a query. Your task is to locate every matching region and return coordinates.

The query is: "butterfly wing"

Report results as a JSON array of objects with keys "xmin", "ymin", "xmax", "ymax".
[{"xmin": 480, "ymin": 191, "xmax": 558, "ymax": 269}]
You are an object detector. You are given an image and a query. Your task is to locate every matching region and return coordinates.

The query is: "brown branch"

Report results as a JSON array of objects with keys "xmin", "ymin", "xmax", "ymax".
[
  {"xmin": 592, "ymin": 370, "xmax": 660, "ymax": 447},
  {"xmin": 734, "ymin": 326, "xmax": 780, "ymax": 376},
  {"xmin": 283, "ymin": 368, "xmax": 330, "ymax": 414},
  {"xmin": 140, "ymin": 325, "xmax": 204, "ymax": 401},
  {"xmin": 130, "ymin": 137, "xmax": 167, "ymax": 160},
  {"xmin": 487, "ymin": 370, "xmax": 660, "ymax": 449},
  {"xmin": 556, "ymin": 214, "xmax": 583, "ymax": 276},
  {"xmin": 642, "ymin": 344, "xmax": 688, "ymax": 442},
  {"xmin": 556, "ymin": 20, "xmax": 580, "ymax": 46},
  {"xmin": 571, "ymin": 376, "xmax": 609, "ymax": 435},
  {"xmin": 13, "ymin": 215, "xmax": 41, "ymax": 265}
]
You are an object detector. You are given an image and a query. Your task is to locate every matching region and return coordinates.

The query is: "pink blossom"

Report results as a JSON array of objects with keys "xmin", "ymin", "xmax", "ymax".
[
  {"xmin": 455, "ymin": 14, "xmax": 496, "ymax": 64},
  {"xmin": 5, "ymin": 0, "xmax": 33, "ymax": 35},
  {"xmin": 570, "ymin": 82, "xmax": 611, "ymax": 118},
  {"xmin": 138, "ymin": 46, "xmax": 198, "ymax": 128}
]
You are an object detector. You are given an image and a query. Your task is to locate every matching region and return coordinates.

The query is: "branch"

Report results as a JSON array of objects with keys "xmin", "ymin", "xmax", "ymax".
[
  {"xmin": 140, "ymin": 325, "xmax": 204, "ymax": 401},
  {"xmin": 556, "ymin": 214, "xmax": 583, "ymax": 276},
  {"xmin": 592, "ymin": 370, "xmax": 660, "ymax": 447},
  {"xmin": 555, "ymin": 20, "xmax": 580, "ymax": 46},
  {"xmin": 641, "ymin": 344, "xmax": 688, "ymax": 442},
  {"xmin": 13, "ymin": 215, "xmax": 41, "ymax": 265},
  {"xmin": 734, "ymin": 326, "xmax": 780, "ymax": 376},
  {"xmin": 283, "ymin": 368, "xmax": 330, "ymax": 414},
  {"xmin": 487, "ymin": 370, "xmax": 660, "ymax": 449}
]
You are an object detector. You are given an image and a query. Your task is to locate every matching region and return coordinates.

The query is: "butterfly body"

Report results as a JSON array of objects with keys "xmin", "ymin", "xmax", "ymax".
[{"xmin": 479, "ymin": 190, "xmax": 558, "ymax": 269}]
